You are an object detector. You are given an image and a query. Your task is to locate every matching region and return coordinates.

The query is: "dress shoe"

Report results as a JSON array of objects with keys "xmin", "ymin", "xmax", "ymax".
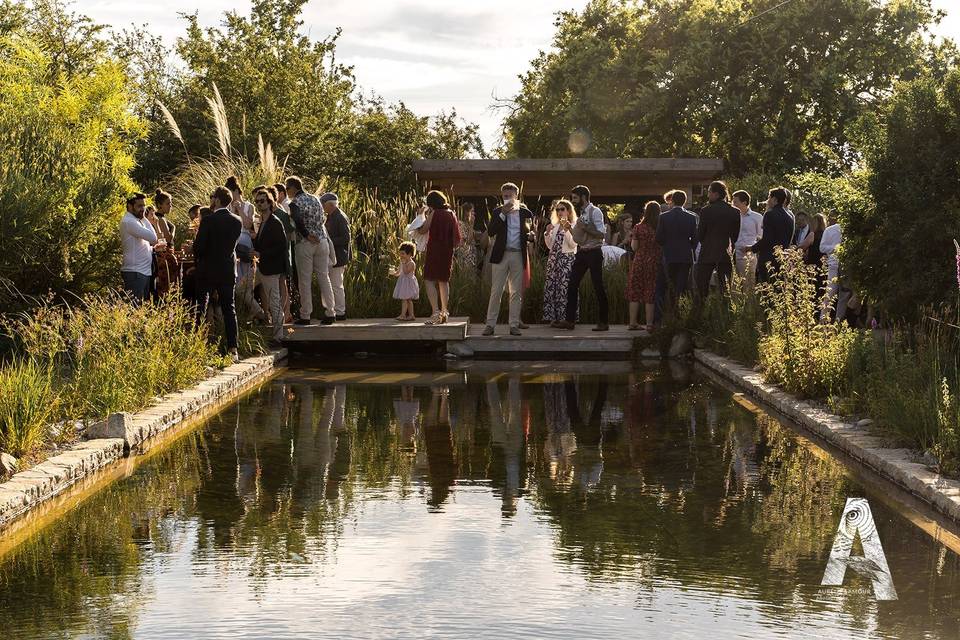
[
  {"xmin": 510, "ymin": 327, "xmax": 522, "ymax": 336},
  {"xmin": 482, "ymin": 325, "xmax": 495, "ymax": 336},
  {"xmin": 336, "ymin": 315, "xmax": 347, "ymax": 321},
  {"xmin": 518, "ymin": 322, "xmax": 530, "ymax": 330},
  {"xmin": 554, "ymin": 321, "xmax": 576, "ymax": 330},
  {"xmin": 592, "ymin": 323, "xmax": 610, "ymax": 332},
  {"xmin": 294, "ymin": 318, "xmax": 312, "ymax": 326},
  {"xmin": 321, "ymin": 317, "xmax": 335, "ymax": 325}
]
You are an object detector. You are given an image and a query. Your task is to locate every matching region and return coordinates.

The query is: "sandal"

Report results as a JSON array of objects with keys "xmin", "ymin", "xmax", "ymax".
[
  {"xmin": 439, "ymin": 312, "xmax": 449, "ymax": 324},
  {"xmin": 424, "ymin": 313, "xmax": 443, "ymax": 325}
]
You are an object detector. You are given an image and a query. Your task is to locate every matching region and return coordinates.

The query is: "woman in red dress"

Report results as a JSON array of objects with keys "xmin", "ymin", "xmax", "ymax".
[
  {"xmin": 421, "ymin": 190, "xmax": 461, "ymax": 324},
  {"xmin": 626, "ymin": 201, "xmax": 662, "ymax": 332}
]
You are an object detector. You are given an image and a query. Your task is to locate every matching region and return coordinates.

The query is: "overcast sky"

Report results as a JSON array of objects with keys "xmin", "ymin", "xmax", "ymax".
[{"xmin": 78, "ymin": 0, "xmax": 960, "ymax": 151}]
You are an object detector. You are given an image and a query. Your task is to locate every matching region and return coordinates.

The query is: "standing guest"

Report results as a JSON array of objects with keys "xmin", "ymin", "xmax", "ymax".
[
  {"xmin": 456, "ymin": 202, "xmax": 479, "ymax": 273},
  {"xmin": 256, "ymin": 185, "xmax": 295, "ymax": 323},
  {"xmin": 152, "ymin": 189, "xmax": 177, "ymax": 245},
  {"xmin": 321, "ymin": 192, "xmax": 351, "ymax": 321},
  {"xmin": 251, "ymin": 188, "xmax": 289, "ymax": 347},
  {"xmin": 274, "ymin": 183, "xmax": 291, "ymax": 213},
  {"xmin": 421, "ymin": 189, "xmax": 461, "ymax": 325},
  {"xmin": 542, "ymin": 199, "xmax": 578, "ymax": 324},
  {"xmin": 655, "ymin": 189, "xmax": 698, "ymax": 309},
  {"xmin": 555, "ymin": 185, "xmax": 609, "ymax": 332},
  {"xmin": 483, "ymin": 182, "xmax": 534, "ymax": 336},
  {"xmin": 749, "ymin": 187, "xmax": 795, "ymax": 283},
  {"xmin": 286, "ymin": 176, "xmax": 336, "ymax": 326},
  {"xmin": 819, "ymin": 213, "xmax": 843, "ymax": 322},
  {"xmin": 120, "ymin": 192, "xmax": 164, "ymax": 301},
  {"xmin": 226, "ymin": 176, "xmax": 265, "ymax": 321},
  {"xmin": 732, "ymin": 190, "xmax": 763, "ymax": 283},
  {"xmin": 194, "ymin": 186, "xmax": 243, "ymax": 361},
  {"xmin": 391, "ymin": 241, "xmax": 420, "ymax": 321},
  {"xmin": 793, "ymin": 211, "xmax": 811, "ymax": 246},
  {"xmin": 802, "ymin": 212, "xmax": 828, "ymax": 307},
  {"xmin": 694, "ymin": 180, "xmax": 740, "ymax": 298},
  {"xmin": 627, "ymin": 201, "xmax": 662, "ymax": 332},
  {"xmin": 150, "ymin": 189, "xmax": 181, "ymax": 297}
]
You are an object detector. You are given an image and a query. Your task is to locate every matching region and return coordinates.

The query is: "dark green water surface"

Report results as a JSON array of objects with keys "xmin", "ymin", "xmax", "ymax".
[{"xmin": 0, "ymin": 366, "xmax": 958, "ymax": 639}]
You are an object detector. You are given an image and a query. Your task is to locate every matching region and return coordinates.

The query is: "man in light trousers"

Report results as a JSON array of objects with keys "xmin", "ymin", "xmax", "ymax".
[
  {"xmin": 483, "ymin": 183, "xmax": 534, "ymax": 336},
  {"xmin": 286, "ymin": 176, "xmax": 335, "ymax": 326},
  {"xmin": 321, "ymin": 192, "xmax": 351, "ymax": 321}
]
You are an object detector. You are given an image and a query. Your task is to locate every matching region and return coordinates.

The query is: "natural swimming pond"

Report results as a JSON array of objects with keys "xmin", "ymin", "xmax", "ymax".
[{"xmin": 0, "ymin": 366, "xmax": 958, "ymax": 639}]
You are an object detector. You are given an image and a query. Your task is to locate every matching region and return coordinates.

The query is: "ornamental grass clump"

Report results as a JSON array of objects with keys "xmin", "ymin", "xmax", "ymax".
[
  {"xmin": 757, "ymin": 247, "xmax": 856, "ymax": 398},
  {"xmin": 0, "ymin": 358, "xmax": 60, "ymax": 457},
  {"xmin": 3, "ymin": 293, "xmax": 218, "ymax": 438}
]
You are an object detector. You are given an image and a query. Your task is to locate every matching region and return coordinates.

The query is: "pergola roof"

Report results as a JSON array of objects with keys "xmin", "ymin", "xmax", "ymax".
[{"xmin": 413, "ymin": 158, "xmax": 725, "ymax": 197}]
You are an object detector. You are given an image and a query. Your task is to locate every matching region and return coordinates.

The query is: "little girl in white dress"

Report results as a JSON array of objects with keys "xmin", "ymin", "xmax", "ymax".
[{"xmin": 391, "ymin": 241, "xmax": 419, "ymax": 321}]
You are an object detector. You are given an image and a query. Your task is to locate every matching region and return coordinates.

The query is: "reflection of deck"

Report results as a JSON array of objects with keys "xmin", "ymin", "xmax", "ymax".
[{"xmin": 282, "ymin": 318, "xmax": 657, "ymax": 359}]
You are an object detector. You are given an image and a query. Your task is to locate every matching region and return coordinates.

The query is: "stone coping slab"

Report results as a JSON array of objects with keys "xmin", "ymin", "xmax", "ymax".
[
  {"xmin": 694, "ymin": 349, "xmax": 960, "ymax": 523},
  {"xmin": 0, "ymin": 350, "xmax": 286, "ymax": 532}
]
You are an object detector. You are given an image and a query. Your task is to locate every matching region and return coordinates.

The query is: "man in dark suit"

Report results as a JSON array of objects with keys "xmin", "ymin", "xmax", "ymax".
[
  {"xmin": 655, "ymin": 189, "xmax": 698, "ymax": 309},
  {"xmin": 694, "ymin": 180, "xmax": 740, "ymax": 298},
  {"xmin": 194, "ymin": 185, "xmax": 243, "ymax": 360},
  {"xmin": 483, "ymin": 182, "xmax": 534, "ymax": 336},
  {"xmin": 750, "ymin": 186, "xmax": 795, "ymax": 283}
]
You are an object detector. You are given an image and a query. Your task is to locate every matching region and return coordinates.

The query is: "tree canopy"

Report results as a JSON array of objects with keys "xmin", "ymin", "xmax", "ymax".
[{"xmin": 503, "ymin": 0, "xmax": 954, "ymax": 176}]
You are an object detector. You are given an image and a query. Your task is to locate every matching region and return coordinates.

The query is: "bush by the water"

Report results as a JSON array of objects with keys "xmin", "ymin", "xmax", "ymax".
[
  {"xmin": 693, "ymin": 247, "xmax": 960, "ymax": 475},
  {"xmin": 0, "ymin": 294, "xmax": 219, "ymax": 457}
]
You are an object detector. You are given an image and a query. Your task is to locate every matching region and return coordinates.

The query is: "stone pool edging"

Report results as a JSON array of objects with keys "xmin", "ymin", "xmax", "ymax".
[
  {"xmin": 694, "ymin": 349, "xmax": 960, "ymax": 523},
  {"xmin": 0, "ymin": 349, "xmax": 287, "ymax": 531}
]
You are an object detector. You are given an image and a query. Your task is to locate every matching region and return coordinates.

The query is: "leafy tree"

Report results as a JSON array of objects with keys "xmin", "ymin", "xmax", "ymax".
[
  {"xmin": 0, "ymin": 37, "xmax": 143, "ymax": 297},
  {"xmin": 503, "ymin": 0, "xmax": 953, "ymax": 176},
  {"xmin": 173, "ymin": 0, "xmax": 357, "ymax": 176},
  {"xmin": 332, "ymin": 103, "xmax": 485, "ymax": 195},
  {"xmin": 845, "ymin": 69, "xmax": 960, "ymax": 317}
]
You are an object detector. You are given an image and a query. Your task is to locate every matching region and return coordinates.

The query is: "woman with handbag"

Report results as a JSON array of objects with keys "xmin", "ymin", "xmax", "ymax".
[{"xmin": 542, "ymin": 199, "xmax": 578, "ymax": 323}]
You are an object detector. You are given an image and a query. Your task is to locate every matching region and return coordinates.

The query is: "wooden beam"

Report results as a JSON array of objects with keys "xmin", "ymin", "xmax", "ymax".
[{"xmin": 413, "ymin": 158, "xmax": 724, "ymax": 173}]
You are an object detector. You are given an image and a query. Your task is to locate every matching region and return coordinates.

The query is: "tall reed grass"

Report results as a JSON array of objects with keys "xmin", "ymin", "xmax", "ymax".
[{"xmin": 0, "ymin": 293, "xmax": 219, "ymax": 457}]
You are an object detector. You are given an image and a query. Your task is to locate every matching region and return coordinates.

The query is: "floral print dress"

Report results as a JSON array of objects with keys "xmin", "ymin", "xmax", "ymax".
[{"xmin": 542, "ymin": 227, "xmax": 576, "ymax": 322}]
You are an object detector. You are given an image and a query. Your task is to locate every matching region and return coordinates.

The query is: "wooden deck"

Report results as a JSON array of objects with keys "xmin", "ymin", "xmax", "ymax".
[
  {"xmin": 283, "ymin": 317, "xmax": 469, "ymax": 342},
  {"xmin": 282, "ymin": 318, "xmax": 659, "ymax": 360}
]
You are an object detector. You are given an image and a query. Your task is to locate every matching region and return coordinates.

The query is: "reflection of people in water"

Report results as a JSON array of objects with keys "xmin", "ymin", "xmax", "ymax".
[
  {"xmin": 393, "ymin": 385, "xmax": 420, "ymax": 454},
  {"xmin": 326, "ymin": 384, "xmax": 350, "ymax": 500},
  {"xmin": 290, "ymin": 385, "xmax": 340, "ymax": 514},
  {"xmin": 486, "ymin": 376, "xmax": 525, "ymax": 516},
  {"xmin": 422, "ymin": 386, "xmax": 457, "ymax": 509},
  {"xmin": 543, "ymin": 382, "xmax": 576, "ymax": 483},
  {"xmin": 565, "ymin": 378, "xmax": 607, "ymax": 490}
]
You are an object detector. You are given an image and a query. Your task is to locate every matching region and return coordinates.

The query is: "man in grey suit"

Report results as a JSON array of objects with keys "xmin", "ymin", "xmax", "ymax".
[{"xmin": 655, "ymin": 190, "xmax": 698, "ymax": 310}]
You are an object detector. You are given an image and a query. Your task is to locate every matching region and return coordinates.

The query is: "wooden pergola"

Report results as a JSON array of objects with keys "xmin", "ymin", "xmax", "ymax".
[{"xmin": 412, "ymin": 158, "xmax": 725, "ymax": 209}]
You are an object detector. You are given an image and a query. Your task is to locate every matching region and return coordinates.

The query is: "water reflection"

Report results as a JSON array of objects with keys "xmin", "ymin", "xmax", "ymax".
[{"xmin": 0, "ymin": 368, "xmax": 958, "ymax": 639}]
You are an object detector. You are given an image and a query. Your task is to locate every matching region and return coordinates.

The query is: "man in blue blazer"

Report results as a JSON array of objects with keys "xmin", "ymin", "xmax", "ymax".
[{"xmin": 655, "ymin": 190, "xmax": 698, "ymax": 309}]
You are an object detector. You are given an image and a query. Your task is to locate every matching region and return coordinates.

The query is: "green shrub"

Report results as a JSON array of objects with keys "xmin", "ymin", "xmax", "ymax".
[
  {"xmin": 0, "ymin": 358, "xmax": 59, "ymax": 456},
  {"xmin": 695, "ymin": 268, "xmax": 763, "ymax": 365},
  {"xmin": 757, "ymin": 247, "xmax": 857, "ymax": 398}
]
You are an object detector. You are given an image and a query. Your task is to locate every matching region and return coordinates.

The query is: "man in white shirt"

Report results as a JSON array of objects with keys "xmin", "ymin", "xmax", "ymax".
[
  {"xmin": 555, "ymin": 184, "xmax": 609, "ymax": 332},
  {"xmin": 732, "ymin": 190, "xmax": 763, "ymax": 285},
  {"xmin": 120, "ymin": 192, "xmax": 163, "ymax": 301},
  {"xmin": 819, "ymin": 214, "xmax": 843, "ymax": 322}
]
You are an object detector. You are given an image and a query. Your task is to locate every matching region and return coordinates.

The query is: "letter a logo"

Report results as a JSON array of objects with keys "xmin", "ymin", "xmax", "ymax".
[{"xmin": 821, "ymin": 498, "xmax": 897, "ymax": 600}]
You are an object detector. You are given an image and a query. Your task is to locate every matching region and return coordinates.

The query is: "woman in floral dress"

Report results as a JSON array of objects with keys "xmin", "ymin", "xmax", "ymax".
[
  {"xmin": 541, "ymin": 199, "xmax": 578, "ymax": 323},
  {"xmin": 627, "ymin": 201, "xmax": 662, "ymax": 332}
]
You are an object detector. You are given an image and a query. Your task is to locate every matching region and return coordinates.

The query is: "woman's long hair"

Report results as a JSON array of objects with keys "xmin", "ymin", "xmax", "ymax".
[
  {"xmin": 641, "ymin": 201, "xmax": 661, "ymax": 230},
  {"xmin": 551, "ymin": 199, "xmax": 576, "ymax": 226},
  {"xmin": 811, "ymin": 213, "xmax": 827, "ymax": 235}
]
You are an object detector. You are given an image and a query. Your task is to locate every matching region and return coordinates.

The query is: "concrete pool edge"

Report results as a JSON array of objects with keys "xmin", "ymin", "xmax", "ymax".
[
  {"xmin": 0, "ymin": 349, "xmax": 287, "ymax": 532},
  {"xmin": 694, "ymin": 348, "xmax": 960, "ymax": 524}
]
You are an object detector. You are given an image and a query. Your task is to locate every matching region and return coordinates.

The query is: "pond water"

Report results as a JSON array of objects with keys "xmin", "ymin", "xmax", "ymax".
[{"xmin": 0, "ymin": 366, "xmax": 959, "ymax": 639}]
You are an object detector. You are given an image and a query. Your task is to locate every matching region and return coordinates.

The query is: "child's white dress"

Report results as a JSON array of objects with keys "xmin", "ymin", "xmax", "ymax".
[{"xmin": 393, "ymin": 265, "xmax": 419, "ymax": 300}]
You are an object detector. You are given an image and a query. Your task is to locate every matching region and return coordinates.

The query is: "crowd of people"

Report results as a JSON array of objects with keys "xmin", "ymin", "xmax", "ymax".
[
  {"xmin": 119, "ymin": 175, "xmax": 850, "ymax": 357},
  {"xmin": 119, "ymin": 176, "xmax": 352, "ymax": 360},
  {"xmin": 400, "ymin": 180, "xmax": 847, "ymax": 333}
]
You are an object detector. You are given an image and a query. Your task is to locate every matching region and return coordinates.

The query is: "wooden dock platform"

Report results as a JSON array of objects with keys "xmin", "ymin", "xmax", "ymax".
[{"xmin": 282, "ymin": 318, "xmax": 658, "ymax": 360}]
